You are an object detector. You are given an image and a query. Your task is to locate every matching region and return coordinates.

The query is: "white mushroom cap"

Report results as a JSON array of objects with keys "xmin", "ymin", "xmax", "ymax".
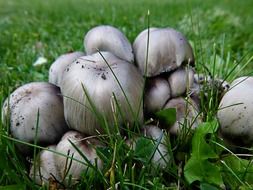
[
  {"xmin": 143, "ymin": 125, "xmax": 169, "ymax": 169},
  {"xmin": 163, "ymin": 97, "xmax": 200, "ymax": 135},
  {"xmin": 61, "ymin": 52, "xmax": 144, "ymax": 135},
  {"xmin": 168, "ymin": 67, "xmax": 195, "ymax": 98},
  {"xmin": 133, "ymin": 27, "xmax": 194, "ymax": 77},
  {"xmin": 49, "ymin": 51, "xmax": 85, "ymax": 87},
  {"xmin": 217, "ymin": 76, "xmax": 253, "ymax": 145},
  {"xmin": 54, "ymin": 131, "xmax": 103, "ymax": 184},
  {"xmin": 29, "ymin": 145, "xmax": 61, "ymax": 185},
  {"xmin": 84, "ymin": 25, "xmax": 134, "ymax": 63},
  {"xmin": 2, "ymin": 82, "xmax": 68, "ymax": 153},
  {"xmin": 144, "ymin": 77, "xmax": 171, "ymax": 114},
  {"xmin": 126, "ymin": 125, "xmax": 169, "ymax": 170}
]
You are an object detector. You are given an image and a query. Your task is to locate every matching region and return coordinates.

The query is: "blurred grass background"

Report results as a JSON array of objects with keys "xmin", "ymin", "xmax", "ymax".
[{"xmin": 1, "ymin": 0, "xmax": 253, "ymax": 96}]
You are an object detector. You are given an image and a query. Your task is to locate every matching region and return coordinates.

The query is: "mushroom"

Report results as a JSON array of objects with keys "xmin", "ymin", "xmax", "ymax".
[
  {"xmin": 144, "ymin": 77, "xmax": 171, "ymax": 114},
  {"xmin": 49, "ymin": 51, "xmax": 85, "ymax": 87},
  {"xmin": 54, "ymin": 131, "xmax": 103, "ymax": 184},
  {"xmin": 29, "ymin": 145, "xmax": 61, "ymax": 186},
  {"xmin": 133, "ymin": 27, "xmax": 194, "ymax": 77},
  {"xmin": 84, "ymin": 25, "xmax": 134, "ymax": 63},
  {"xmin": 61, "ymin": 52, "xmax": 144, "ymax": 135},
  {"xmin": 143, "ymin": 125, "xmax": 170, "ymax": 169},
  {"xmin": 217, "ymin": 76, "xmax": 253, "ymax": 146},
  {"xmin": 163, "ymin": 97, "xmax": 200, "ymax": 135},
  {"xmin": 126, "ymin": 125, "xmax": 169, "ymax": 170},
  {"xmin": 168, "ymin": 67, "xmax": 195, "ymax": 98},
  {"xmin": 1, "ymin": 82, "xmax": 68, "ymax": 154}
]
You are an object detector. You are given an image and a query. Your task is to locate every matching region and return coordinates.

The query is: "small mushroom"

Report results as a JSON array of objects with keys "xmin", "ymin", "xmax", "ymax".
[
  {"xmin": 217, "ymin": 76, "xmax": 253, "ymax": 146},
  {"xmin": 143, "ymin": 125, "xmax": 170, "ymax": 169},
  {"xmin": 29, "ymin": 145, "xmax": 61, "ymax": 186},
  {"xmin": 54, "ymin": 131, "xmax": 103, "ymax": 184},
  {"xmin": 163, "ymin": 97, "xmax": 200, "ymax": 135},
  {"xmin": 144, "ymin": 77, "xmax": 171, "ymax": 114},
  {"xmin": 168, "ymin": 67, "xmax": 195, "ymax": 98},
  {"xmin": 1, "ymin": 82, "xmax": 68, "ymax": 154},
  {"xmin": 84, "ymin": 25, "xmax": 134, "ymax": 63},
  {"xmin": 126, "ymin": 125, "xmax": 169, "ymax": 170},
  {"xmin": 133, "ymin": 27, "xmax": 194, "ymax": 77},
  {"xmin": 61, "ymin": 52, "xmax": 144, "ymax": 135},
  {"xmin": 49, "ymin": 51, "xmax": 85, "ymax": 87}
]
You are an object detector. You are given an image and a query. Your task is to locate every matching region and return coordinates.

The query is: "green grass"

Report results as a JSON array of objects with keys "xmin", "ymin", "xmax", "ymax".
[{"xmin": 1, "ymin": 0, "xmax": 253, "ymax": 189}]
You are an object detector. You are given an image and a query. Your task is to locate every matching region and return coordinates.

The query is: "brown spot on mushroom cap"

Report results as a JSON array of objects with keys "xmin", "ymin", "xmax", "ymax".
[{"xmin": 49, "ymin": 51, "xmax": 85, "ymax": 87}]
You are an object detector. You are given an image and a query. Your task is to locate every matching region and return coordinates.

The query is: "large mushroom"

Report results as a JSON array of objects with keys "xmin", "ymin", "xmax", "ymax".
[
  {"xmin": 217, "ymin": 76, "xmax": 253, "ymax": 146},
  {"xmin": 49, "ymin": 51, "xmax": 85, "ymax": 87},
  {"xmin": 133, "ymin": 27, "xmax": 194, "ymax": 77},
  {"xmin": 54, "ymin": 131, "xmax": 103, "ymax": 184},
  {"xmin": 1, "ymin": 82, "xmax": 68, "ymax": 154},
  {"xmin": 84, "ymin": 25, "xmax": 134, "ymax": 63},
  {"xmin": 61, "ymin": 52, "xmax": 144, "ymax": 135}
]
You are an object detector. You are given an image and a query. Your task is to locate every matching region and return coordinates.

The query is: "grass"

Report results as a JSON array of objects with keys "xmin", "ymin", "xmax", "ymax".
[{"xmin": 1, "ymin": 0, "xmax": 253, "ymax": 189}]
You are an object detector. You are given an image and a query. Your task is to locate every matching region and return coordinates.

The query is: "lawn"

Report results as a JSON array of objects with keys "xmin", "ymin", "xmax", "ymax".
[{"xmin": 1, "ymin": 0, "xmax": 253, "ymax": 189}]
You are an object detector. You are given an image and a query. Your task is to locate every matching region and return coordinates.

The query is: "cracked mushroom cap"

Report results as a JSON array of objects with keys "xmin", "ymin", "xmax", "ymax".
[
  {"xmin": 163, "ymin": 97, "xmax": 200, "ymax": 135},
  {"xmin": 54, "ymin": 131, "xmax": 103, "ymax": 184},
  {"xmin": 61, "ymin": 51, "xmax": 144, "ymax": 135},
  {"xmin": 1, "ymin": 82, "xmax": 68, "ymax": 154},
  {"xmin": 133, "ymin": 27, "xmax": 194, "ymax": 77},
  {"xmin": 84, "ymin": 25, "xmax": 134, "ymax": 63},
  {"xmin": 49, "ymin": 51, "xmax": 85, "ymax": 87},
  {"xmin": 217, "ymin": 76, "xmax": 253, "ymax": 146},
  {"xmin": 29, "ymin": 145, "xmax": 61, "ymax": 185}
]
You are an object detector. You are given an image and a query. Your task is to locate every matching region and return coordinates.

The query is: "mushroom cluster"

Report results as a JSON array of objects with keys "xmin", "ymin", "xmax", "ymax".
[
  {"xmin": 2, "ymin": 24, "xmax": 210, "ymax": 186},
  {"xmin": 133, "ymin": 27, "xmax": 201, "ymax": 135}
]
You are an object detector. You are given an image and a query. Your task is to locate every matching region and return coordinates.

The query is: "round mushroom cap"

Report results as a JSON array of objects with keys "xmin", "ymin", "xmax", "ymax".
[
  {"xmin": 168, "ymin": 67, "xmax": 195, "ymax": 98},
  {"xmin": 49, "ymin": 51, "xmax": 85, "ymax": 87},
  {"xmin": 54, "ymin": 131, "xmax": 103, "ymax": 184},
  {"xmin": 144, "ymin": 77, "xmax": 171, "ymax": 114},
  {"xmin": 61, "ymin": 52, "xmax": 144, "ymax": 135},
  {"xmin": 217, "ymin": 76, "xmax": 253, "ymax": 146},
  {"xmin": 163, "ymin": 97, "xmax": 200, "ymax": 135},
  {"xmin": 133, "ymin": 27, "xmax": 194, "ymax": 77},
  {"xmin": 29, "ymin": 145, "xmax": 61, "ymax": 185},
  {"xmin": 84, "ymin": 25, "xmax": 134, "ymax": 63},
  {"xmin": 2, "ymin": 82, "xmax": 68, "ymax": 154}
]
